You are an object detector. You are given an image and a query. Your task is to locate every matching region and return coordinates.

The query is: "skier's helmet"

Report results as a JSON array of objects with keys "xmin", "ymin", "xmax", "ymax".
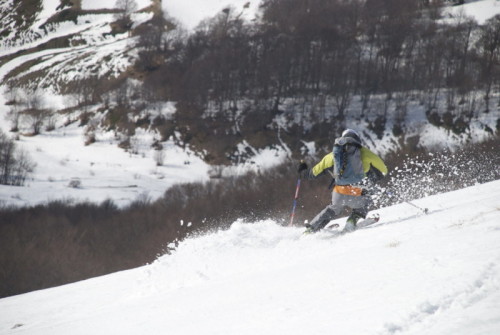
[{"xmin": 341, "ymin": 129, "xmax": 361, "ymax": 144}]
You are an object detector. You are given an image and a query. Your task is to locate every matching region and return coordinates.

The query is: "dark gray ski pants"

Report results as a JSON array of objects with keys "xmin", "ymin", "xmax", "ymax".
[{"xmin": 308, "ymin": 191, "xmax": 372, "ymax": 231}]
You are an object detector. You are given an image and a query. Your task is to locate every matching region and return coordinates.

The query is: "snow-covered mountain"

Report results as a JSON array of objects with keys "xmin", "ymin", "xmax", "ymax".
[
  {"xmin": 0, "ymin": 0, "xmax": 288, "ymax": 207},
  {"xmin": 1, "ymin": 0, "xmax": 499, "ymax": 208},
  {"xmin": 1, "ymin": 179, "xmax": 499, "ymax": 334}
]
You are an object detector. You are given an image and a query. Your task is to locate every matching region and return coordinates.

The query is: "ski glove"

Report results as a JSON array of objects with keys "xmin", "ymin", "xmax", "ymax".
[{"xmin": 297, "ymin": 160, "xmax": 308, "ymax": 174}]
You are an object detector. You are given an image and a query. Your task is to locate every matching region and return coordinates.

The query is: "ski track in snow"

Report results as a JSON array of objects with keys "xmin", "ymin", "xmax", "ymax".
[{"xmin": 382, "ymin": 260, "xmax": 500, "ymax": 334}]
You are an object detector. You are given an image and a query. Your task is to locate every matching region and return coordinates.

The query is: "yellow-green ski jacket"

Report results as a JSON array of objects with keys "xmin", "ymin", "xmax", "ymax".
[{"xmin": 310, "ymin": 147, "xmax": 388, "ymax": 180}]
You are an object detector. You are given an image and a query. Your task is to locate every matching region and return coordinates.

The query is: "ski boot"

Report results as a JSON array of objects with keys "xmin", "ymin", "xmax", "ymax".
[
  {"xmin": 303, "ymin": 224, "xmax": 315, "ymax": 234},
  {"xmin": 303, "ymin": 220, "xmax": 329, "ymax": 234},
  {"xmin": 344, "ymin": 212, "xmax": 363, "ymax": 232}
]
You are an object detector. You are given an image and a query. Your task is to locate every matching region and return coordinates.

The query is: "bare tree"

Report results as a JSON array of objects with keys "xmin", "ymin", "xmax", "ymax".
[
  {"xmin": 6, "ymin": 109, "xmax": 21, "ymax": 132},
  {"xmin": 5, "ymin": 86, "xmax": 22, "ymax": 132},
  {"xmin": 18, "ymin": 89, "xmax": 51, "ymax": 135},
  {"xmin": 25, "ymin": 89, "xmax": 44, "ymax": 110},
  {"xmin": 114, "ymin": 0, "xmax": 138, "ymax": 21},
  {"xmin": 136, "ymin": 15, "xmax": 170, "ymax": 72},
  {"xmin": 477, "ymin": 15, "xmax": 500, "ymax": 107},
  {"xmin": 73, "ymin": 76, "xmax": 100, "ymax": 112},
  {"xmin": 154, "ymin": 149, "xmax": 165, "ymax": 166},
  {"xmin": 24, "ymin": 109, "xmax": 50, "ymax": 135},
  {"xmin": 0, "ymin": 130, "xmax": 35, "ymax": 186}
]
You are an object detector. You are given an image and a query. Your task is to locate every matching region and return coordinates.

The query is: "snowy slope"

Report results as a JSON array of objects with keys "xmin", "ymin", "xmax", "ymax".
[
  {"xmin": 1, "ymin": 180, "xmax": 499, "ymax": 334},
  {"xmin": 447, "ymin": 0, "xmax": 500, "ymax": 24},
  {"xmin": 0, "ymin": 123, "xmax": 210, "ymax": 207},
  {"xmin": 0, "ymin": 0, "xmax": 208, "ymax": 207},
  {"xmin": 81, "ymin": 0, "xmax": 152, "ymax": 10},
  {"xmin": 163, "ymin": 0, "xmax": 261, "ymax": 30}
]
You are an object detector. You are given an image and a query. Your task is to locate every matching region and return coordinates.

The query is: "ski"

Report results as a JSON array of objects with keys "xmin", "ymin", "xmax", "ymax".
[
  {"xmin": 354, "ymin": 213, "xmax": 380, "ymax": 229},
  {"xmin": 303, "ymin": 213, "xmax": 380, "ymax": 235}
]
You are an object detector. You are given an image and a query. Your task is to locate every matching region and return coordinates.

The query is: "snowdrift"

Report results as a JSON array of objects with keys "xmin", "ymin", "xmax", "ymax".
[{"xmin": 1, "ymin": 180, "xmax": 500, "ymax": 334}]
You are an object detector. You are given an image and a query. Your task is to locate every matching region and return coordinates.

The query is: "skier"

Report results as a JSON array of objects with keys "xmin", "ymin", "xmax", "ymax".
[{"xmin": 298, "ymin": 129, "xmax": 388, "ymax": 233}]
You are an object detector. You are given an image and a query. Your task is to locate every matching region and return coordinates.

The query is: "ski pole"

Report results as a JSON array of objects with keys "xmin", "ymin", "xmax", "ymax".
[
  {"xmin": 405, "ymin": 200, "xmax": 429, "ymax": 214},
  {"xmin": 289, "ymin": 178, "xmax": 301, "ymax": 226},
  {"xmin": 386, "ymin": 191, "xmax": 429, "ymax": 214}
]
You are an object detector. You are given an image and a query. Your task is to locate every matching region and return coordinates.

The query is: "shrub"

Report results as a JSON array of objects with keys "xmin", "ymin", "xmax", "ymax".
[
  {"xmin": 68, "ymin": 178, "xmax": 82, "ymax": 188},
  {"xmin": 154, "ymin": 149, "xmax": 165, "ymax": 166}
]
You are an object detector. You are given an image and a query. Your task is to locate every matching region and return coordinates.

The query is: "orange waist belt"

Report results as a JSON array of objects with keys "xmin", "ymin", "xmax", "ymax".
[{"xmin": 334, "ymin": 185, "xmax": 363, "ymax": 196}]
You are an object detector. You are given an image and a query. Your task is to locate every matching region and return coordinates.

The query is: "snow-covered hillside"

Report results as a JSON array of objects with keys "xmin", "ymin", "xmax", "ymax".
[
  {"xmin": 1, "ymin": 180, "xmax": 499, "ymax": 334},
  {"xmin": 0, "ymin": 0, "xmax": 290, "ymax": 207},
  {"xmin": 163, "ymin": 0, "xmax": 261, "ymax": 30},
  {"xmin": 1, "ymin": 0, "xmax": 499, "ymax": 209},
  {"xmin": 446, "ymin": 0, "xmax": 500, "ymax": 24},
  {"xmin": 0, "ymin": 123, "xmax": 211, "ymax": 207}
]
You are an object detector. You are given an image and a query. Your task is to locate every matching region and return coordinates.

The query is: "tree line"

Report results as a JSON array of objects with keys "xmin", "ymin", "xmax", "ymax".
[{"xmin": 143, "ymin": 0, "xmax": 500, "ymax": 123}]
